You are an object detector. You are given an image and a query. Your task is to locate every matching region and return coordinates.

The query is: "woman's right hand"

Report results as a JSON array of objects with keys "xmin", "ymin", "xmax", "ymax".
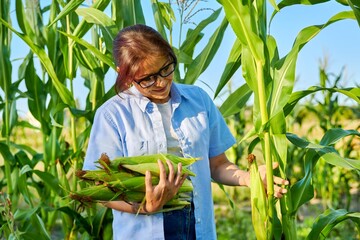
[{"xmin": 144, "ymin": 159, "xmax": 188, "ymax": 213}]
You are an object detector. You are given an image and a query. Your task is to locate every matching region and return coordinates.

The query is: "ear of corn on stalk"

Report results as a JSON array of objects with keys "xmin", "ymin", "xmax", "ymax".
[
  {"xmin": 70, "ymin": 153, "xmax": 200, "ymax": 213},
  {"xmin": 248, "ymin": 154, "xmax": 268, "ymax": 240}
]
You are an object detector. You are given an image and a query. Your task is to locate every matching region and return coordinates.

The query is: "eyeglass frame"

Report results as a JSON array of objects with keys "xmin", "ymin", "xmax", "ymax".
[{"xmin": 133, "ymin": 60, "xmax": 177, "ymax": 88}]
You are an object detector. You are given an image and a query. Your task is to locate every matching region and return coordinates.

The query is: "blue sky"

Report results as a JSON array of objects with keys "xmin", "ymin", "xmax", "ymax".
[{"xmin": 8, "ymin": 1, "xmax": 360, "ymax": 115}]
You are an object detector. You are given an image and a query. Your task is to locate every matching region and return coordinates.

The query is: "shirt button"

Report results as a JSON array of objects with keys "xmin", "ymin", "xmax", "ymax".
[
  {"xmin": 159, "ymin": 144, "xmax": 163, "ymax": 148},
  {"xmin": 197, "ymin": 218, "xmax": 201, "ymax": 223},
  {"xmin": 194, "ymin": 192, "xmax": 198, "ymax": 196}
]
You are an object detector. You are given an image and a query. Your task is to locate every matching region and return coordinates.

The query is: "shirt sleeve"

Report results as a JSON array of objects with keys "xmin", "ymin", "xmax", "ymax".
[
  {"xmin": 199, "ymin": 87, "xmax": 236, "ymax": 158},
  {"xmin": 83, "ymin": 107, "xmax": 124, "ymax": 170}
]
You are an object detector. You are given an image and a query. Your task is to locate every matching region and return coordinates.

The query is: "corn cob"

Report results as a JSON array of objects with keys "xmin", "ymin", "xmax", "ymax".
[
  {"xmin": 108, "ymin": 176, "xmax": 159, "ymax": 191},
  {"xmin": 69, "ymin": 184, "xmax": 121, "ymax": 202},
  {"xmin": 248, "ymin": 154, "xmax": 268, "ymax": 240},
  {"xmin": 108, "ymin": 177, "xmax": 193, "ymax": 193},
  {"xmin": 76, "ymin": 169, "xmax": 134, "ymax": 182},
  {"xmin": 72, "ymin": 153, "xmax": 198, "ymax": 211},
  {"xmin": 121, "ymin": 162, "xmax": 195, "ymax": 177},
  {"xmin": 100, "ymin": 153, "xmax": 200, "ymax": 171}
]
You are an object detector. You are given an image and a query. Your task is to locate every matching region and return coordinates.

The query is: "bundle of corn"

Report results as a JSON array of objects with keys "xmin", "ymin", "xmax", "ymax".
[{"xmin": 70, "ymin": 153, "xmax": 199, "ymax": 213}]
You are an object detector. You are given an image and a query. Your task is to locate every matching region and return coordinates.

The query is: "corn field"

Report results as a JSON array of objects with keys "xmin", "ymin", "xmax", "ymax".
[{"xmin": 1, "ymin": 0, "xmax": 360, "ymax": 239}]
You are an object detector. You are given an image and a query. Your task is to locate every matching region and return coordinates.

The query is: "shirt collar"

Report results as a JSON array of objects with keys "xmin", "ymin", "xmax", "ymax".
[{"xmin": 126, "ymin": 83, "xmax": 188, "ymax": 112}]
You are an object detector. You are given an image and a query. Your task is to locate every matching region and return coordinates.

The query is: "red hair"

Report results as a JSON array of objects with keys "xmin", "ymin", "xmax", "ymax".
[{"xmin": 113, "ymin": 24, "xmax": 177, "ymax": 93}]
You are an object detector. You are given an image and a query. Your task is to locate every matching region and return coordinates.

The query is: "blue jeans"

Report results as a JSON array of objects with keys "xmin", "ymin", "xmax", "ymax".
[{"xmin": 163, "ymin": 201, "xmax": 196, "ymax": 240}]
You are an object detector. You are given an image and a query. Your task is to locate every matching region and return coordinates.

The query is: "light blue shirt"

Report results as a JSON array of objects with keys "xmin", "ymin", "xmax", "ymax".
[{"xmin": 83, "ymin": 83, "xmax": 236, "ymax": 240}]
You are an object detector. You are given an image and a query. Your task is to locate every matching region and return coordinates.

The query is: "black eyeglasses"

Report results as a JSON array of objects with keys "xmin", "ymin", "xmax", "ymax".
[{"xmin": 134, "ymin": 61, "xmax": 176, "ymax": 88}]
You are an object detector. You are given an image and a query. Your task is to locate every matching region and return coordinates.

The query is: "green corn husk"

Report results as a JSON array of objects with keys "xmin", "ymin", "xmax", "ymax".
[
  {"xmin": 108, "ymin": 176, "xmax": 159, "ymax": 191},
  {"xmin": 108, "ymin": 177, "xmax": 193, "ymax": 193},
  {"xmin": 121, "ymin": 162, "xmax": 196, "ymax": 177},
  {"xmin": 72, "ymin": 153, "xmax": 198, "ymax": 211},
  {"xmin": 248, "ymin": 154, "xmax": 268, "ymax": 240},
  {"xmin": 100, "ymin": 153, "xmax": 200, "ymax": 171},
  {"xmin": 76, "ymin": 169, "xmax": 135, "ymax": 182},
  {"xmin": 70, "ymin": 184, "xmax": 121, "ymax": 202}
]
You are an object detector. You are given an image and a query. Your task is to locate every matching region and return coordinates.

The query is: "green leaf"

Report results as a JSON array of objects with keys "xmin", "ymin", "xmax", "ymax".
[
  {"xmin": 57, "ymin": 206, "xmax": 92, "ymax": 234},
  {"xmin": 219, "ymin": 83, "xmax": 252, "ymax": 117},
  {"xmin": 347, "ymin": 0, "xmax": 360, "ymax": 27},
  {"xmin": 92, "ymin": 206, "xmax": 110, "ymax": 237},
  {"xmin": 23, "ymin": 53, "xmax": 46, "ymax": 124},
  {"xmin": 18, "ymin": 165, "xmax": 33, "ymax": 206},
  {"xmin": 289, "ymin": 151, "xmax": 316, "ymax": 214},
  {"xmin": 33, "ymin": 170, "xmax": 62, "ymax": 195},
  {"xmin": 270, "ymin": 11, "xmax": 356, "ymax": 119},
  {"xmin": 14, "ymin": 206, "xmax": 39, "ymax": 221},
  {"xmin": 307, "ymin": 209, "xmax": 360, "ymax": 240},
  {"xmin": 215, "ymin": 38, "xmax": 242, "ymax": 97},
  {"xmin": 75, "ymin": 7, "xmax": 118, "ymax": 53},
  {"xmin": 180, "ymin": 8, "xmax": 222, "ymax": 56},
  {"xmin": 58, "ymin": 30, "xmax": 116, "ymax": 69},
  {"xmin": 218, "ymin": 0, "xmax": 265, "ymax": 63},
  {"xmin": 0, "ymin": 18, "xmax": 76, "ymax": 107},
  {"xmin": 276, "ymin": 0, "xmax": 330, "ymax": 10},
  {"xmin": 72, "ymin": 0, "xmax": 111, "ymax": 38},
  {"xmin": 48, "ymin": 0, "xmax": 84, "ymax": 27},
  {"xmin": 284, "ymin": 86, "xmax": 360, "ymax": 117},
  {"xmin": 320, "ymin": 128, "xmax": 360, "ymax": 145},
  {"xmin": 286, "ymin": 133, "xmax": 360, "ymax": 170},
  {"xmin": 30, "ymin": 214, "xmax": 51, "ymax": 240},
  {"xmin": 184, "ymin": 17, "xmax": 228, "ymax": 85},
  {"xmin": 151, "ymin": 0, "xmax": 168, "ymax": 40},
  {"xmin": 120, "ymin": 0, "xmax": 145, "ymax": 27},
  {"xmin": 0, "ymin": 142, "xmax": 15, "ymax": 165}
]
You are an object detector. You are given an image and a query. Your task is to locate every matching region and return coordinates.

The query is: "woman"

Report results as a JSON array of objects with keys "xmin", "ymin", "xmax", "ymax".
[{"xmin": 83, "ymin": 24, "xmax": 288, "ymax": 240}]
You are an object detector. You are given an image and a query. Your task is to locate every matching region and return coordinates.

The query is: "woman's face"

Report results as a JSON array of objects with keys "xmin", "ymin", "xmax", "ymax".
[{"xmin": 133, "ymin": 56, "xmax": 175, "ymax": 104}]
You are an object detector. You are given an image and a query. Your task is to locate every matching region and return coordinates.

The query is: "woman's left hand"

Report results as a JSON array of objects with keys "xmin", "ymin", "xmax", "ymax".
[{"xmin": 257, "ymin": 162, "xmax": 289, "ymax": 198}]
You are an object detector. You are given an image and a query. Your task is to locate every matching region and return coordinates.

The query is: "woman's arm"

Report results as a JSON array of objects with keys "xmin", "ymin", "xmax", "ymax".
[{"xmin": 209, "ymin": 153, "xmax": 289, "ymax": 198}]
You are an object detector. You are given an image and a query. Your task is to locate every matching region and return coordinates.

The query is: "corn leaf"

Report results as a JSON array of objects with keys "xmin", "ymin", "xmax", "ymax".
[
  {"xmin": 289, "ymin": 150, "xmax": 316, "ymax": 214},
  {"xmin": 180, "ymin": 8, "xmax": 222, "ymax": 57},
  {"xmin": 72, "ymin": 0, "xmax": 111, "ymax": 38},
  {"xmin": 183, "ymin": 17, "xmax": 228, "ymax": 85},
  {"xmin": 30, "ymin": 214, "xmax": 51, "ymax": 240},
  {"xmin": 283, "ymin": 86, "xmax": 360, "ymax": 117},
  {"xmin": 276, "ymin": 0, "xmax": 330, "ymax": 10},
  {"xmin": 306, "ymin": 209, "xmax": 360, "ymax": 240},
  {"xmin": 218, "ymin": 0, "xmax": 265, "ymax": 63},
  {"xmin": 348, "ymin": 0, "xmax": 360, "ymax": 27},
  {"xmin": 120, "ymin": 0, "xmax": 145, "ymax": 27},
  {"xmin": 23, "ymin": 53, "xmax": 46, "ymax": 124},
  {"xmin": 151, "ymin": 0, "xmax": 169, "ymax": 41},
  {"xmin": 286, "ymin": 133, "xmax": 360, "ymax": 170},
  {"xmin": 215, "ymin": 38, "xmax": 243, "ymax": 98},
  {"xmin": 219, "ymin": 83, "xmax": 252, "ymax": 118},
  {"xmin": 92, "ymin": 207, "xmax": 110, "ymax": 237},
  {"xmin": 320, "ymin": 128, "xmax": 360, "ymax": 145},
  {"xmin": 0, "ymin": 18, "xmax": 76, "ymax": 107},
  {"xmin": 270, "ymin": 11, "xmax": 357, "ymax": 119},
  {"xmin": 48, "ymin": 0, "xmax": 84, "ymax": 27},
  {"xmin": 75, "ymin": 7, "xmax": 118, "ymax": 53},
  {"xmin": 0, "ymin": 141, "xmax": 16, "ymax": 165},
  {"xmin": 58, "ymin": 30, "xmax": 116, "ymax": 69},
  {"xmin": 57, "ymin": 206, "xmax": 92, "ymax": 234}
]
